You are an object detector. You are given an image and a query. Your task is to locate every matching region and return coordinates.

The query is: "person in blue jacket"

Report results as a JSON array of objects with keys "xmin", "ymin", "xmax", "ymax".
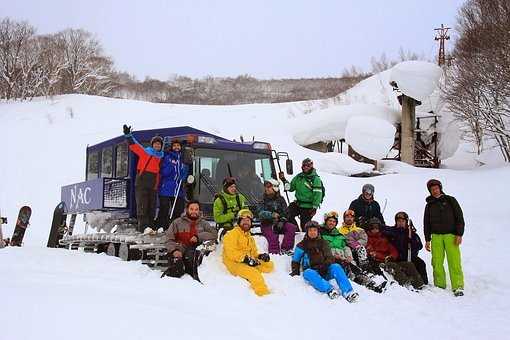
[
  {"xmin": 155, "ymin": 139, "xmax": 188, "ymax": 231},
  {"xmin": 290, "ymin": 220, "xmax": 359, "ymax": 303}
]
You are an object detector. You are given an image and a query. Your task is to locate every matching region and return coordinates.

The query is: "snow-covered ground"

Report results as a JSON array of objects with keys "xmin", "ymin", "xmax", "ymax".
[{"xmin": 1, "ymin": 94, "xmax": 510, "ymax": 340}]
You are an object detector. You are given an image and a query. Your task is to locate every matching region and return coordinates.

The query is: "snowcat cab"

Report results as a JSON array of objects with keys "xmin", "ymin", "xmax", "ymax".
[{"xmin": 52, "ymin": 126, "xmax": 293, "ymax": 269}]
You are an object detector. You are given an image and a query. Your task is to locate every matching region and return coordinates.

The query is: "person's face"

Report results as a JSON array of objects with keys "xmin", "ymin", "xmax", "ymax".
[
  {"xmin": 187, "ymin": 203, "xmax": 200, "ymax": 219},
  {"xmin": 264, "ymin": 185, "xmax": 275, "ymax": 195},
  {"xmin": 430, "ymin": 185, "xmax": 441, "ymax": 198},
  {"xmin": 344, "ymin": 215, "xmax": 354, "ymax": 226},
  {"xmin": 239, "ymin": 217, "xmax": 252, "ymax": 231},
  {"xmin": 227, "ymin": 184, "xmax": 237, "ymax": 194},
  {"xmin": 302, "ymin": 163, "xmax": 313, "ymax": 173},
  {"xmin": 326, "ymin": 218, "xmax": 337, "ymax": 229},
  {"xmin": 153, "ymin": 141, "xmax": 162, "ymax": 151},
  {"xmin": 396, "ymin": 218, "xmax": 407, "ymax": 228},
  {"xmin": 172, "ymin": 143, "xmax": 181, "ymax": 152},
  {"xmin": 362, "ymin": 191, "xmax": 373, "ymax": 200},
  {"xmin": 307, "ymin": 227, "xmax": 319, "ymax": 239},
  {"xmin": 369, "ymin": 226, "xmax": 379, "ymax": 234}
]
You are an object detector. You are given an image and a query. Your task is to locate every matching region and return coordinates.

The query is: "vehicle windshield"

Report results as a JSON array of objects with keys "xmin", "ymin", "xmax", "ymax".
[{"xmin": 193, "ymin": 148, "xmax": 274, "ymax": 207}]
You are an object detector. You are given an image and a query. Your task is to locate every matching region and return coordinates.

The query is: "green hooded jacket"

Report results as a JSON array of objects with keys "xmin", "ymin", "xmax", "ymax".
[
  {"xmin": 320, "ymin": 225, "xmax": 347, "ymax": 250},
  {"xmin": 213, "ymin": 190, "xmax": 248, "ymax": 230},
  {"xmin": 289, "ymin": 169, "xmax": 323, "ymax": 209}
]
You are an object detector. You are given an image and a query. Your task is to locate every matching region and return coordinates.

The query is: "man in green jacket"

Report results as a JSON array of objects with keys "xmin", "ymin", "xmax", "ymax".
[
  {"xmin": 423, "ymin": 179, "xmax": 465, "ymax": 297},
  {"xmin": 213, "ymin": 177, "xmax": 248, "ymax": 232},
  {"xmin": 279, "ymin": 158, "xmax": 324, "ymax": 231}
]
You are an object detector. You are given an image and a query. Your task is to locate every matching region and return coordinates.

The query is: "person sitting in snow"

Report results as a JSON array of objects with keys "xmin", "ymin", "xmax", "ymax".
[
  {"xmin": 123, "ymin": 124, "xmax": 164, "ymax": 234},
  {"xmin": 320, "ymin": 211, "xmax": 352, "ymax": 263},
  {"xmin": 349, "ymin": 184, "xmax": 386, "ymax": 229},
  {"xmin": 222, "ymin": 209, "xmax": 274, "ymax": 296},
  {"xmin": 384, "ymin": 211, "xmax": 428, "ymax": 285},
  {"xmin": 366, "ymin": 217, "xmax": 424, "ymax": 290},
  {"xmin": 163, "ymin": 200, "xmax": 218, "ymax": 278},
  {"xmin": 213, "ymin": 177, "xmax": 248, "ymax": 233},
  {"xmin": 278, "ymin": 158, "xmax": 323, "ymax": 231},
  {"xmin": 290, "ymin": 220, "xmax": 359, "ymax": 302},
  {"xmin": 155, "ymin": 139, "xmax": 189, "ymax": 231},
  {"xmin": 257, "ymin": 179, "xmax": 297, "ymax": 255}
]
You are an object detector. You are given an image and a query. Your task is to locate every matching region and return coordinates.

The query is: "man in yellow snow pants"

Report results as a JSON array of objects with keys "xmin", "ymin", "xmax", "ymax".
[{"xmin": 222, "ymin": 209, "xmax": 274, "ymax": 296}]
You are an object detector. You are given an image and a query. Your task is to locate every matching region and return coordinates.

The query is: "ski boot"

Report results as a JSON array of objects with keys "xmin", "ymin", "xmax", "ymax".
[
  {"xmin": 453, "ymin": 288, "xmax": 464, "ymax": 297},
  {"xmin": 327, "ymin": 289, "xmax": 340, "ymax": 300},
  {"xmin": 344, "ymin": 291, "xmax": 359, "ymax": 303}
]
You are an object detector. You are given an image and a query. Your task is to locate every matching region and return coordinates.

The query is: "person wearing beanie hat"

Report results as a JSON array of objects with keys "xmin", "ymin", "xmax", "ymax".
[
  {"xmin": 122, "ymin": 125, "xmax": 164, "ymax": 234},
  {"xmin": 278, "ymin": 158, "xmax": 324, "ymax": 231},
  {"xmin": 257, "ymin": 179, "xmax": 297, "ymax": 255},
  {"xmin": 424, "ymin": 179, "xmax": 465, "ymax": 296},
  {"xmin": 384, "ymin": 211, "xmax": 428, "ymax": 285},
  {"xmin": 155, "ymin": 138, "xmax": 188, "ymax": 231},
  {"xmin": 213, "ymin": 177, "xmax": 247, "ymax": 233},
  {"xmin": 348, "ymin": 183, "xmax": 386, "ymax": 229},
  {"xmin": 291, "ymin": 220, "xmax": 359, "ymax": 302},
  {"xmin": 222, "ymin": 209, "xmax": 274, "ymax": 296}
]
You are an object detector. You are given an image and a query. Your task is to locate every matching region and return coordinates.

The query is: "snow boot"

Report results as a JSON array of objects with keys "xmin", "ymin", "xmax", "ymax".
[
  {"xmin": 327, "ymin": 289, "xmax": 340, "ymax": 300},
  {"xmin": 344, "ymin": 291, "xmax": 359, "ymax": 303},
  {"xmin": 453, "ymin": 288, "xmax": 464, "ymax": 297}
]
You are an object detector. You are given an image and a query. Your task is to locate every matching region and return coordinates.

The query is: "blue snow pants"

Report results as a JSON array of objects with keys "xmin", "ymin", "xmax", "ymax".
[{"xmin": 303, "ymin": 263, "xmax": 353, "ymax": 296}]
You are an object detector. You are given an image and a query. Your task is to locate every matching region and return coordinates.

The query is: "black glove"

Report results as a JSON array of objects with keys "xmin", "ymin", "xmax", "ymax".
[
  {"xmin": 290, "ymin": 270, "xmax": 300, "ymax": 277},
  {"xmin": 243, "ymin": 256, "xmax": 260, "ymax": 267},
  {"xmin": 123, "ymin": 124, "xmax": 132, "ymax": 135},
  {"xmin": 258, "ymin": 253, "xmax": 270, "ymax": 262}
]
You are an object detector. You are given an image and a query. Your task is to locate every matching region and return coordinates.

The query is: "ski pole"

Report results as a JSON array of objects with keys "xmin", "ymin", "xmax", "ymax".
[{"xmin": 170, "ymin": 178, "xmax": 183, "ymax": 221}]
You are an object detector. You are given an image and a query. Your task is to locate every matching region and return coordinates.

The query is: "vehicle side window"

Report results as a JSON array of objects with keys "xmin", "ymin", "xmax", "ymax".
[
  {"xmin": 87, "ymin": 151, "xmax": 99, "ymax": 180},
  {"xmin": 101, "ymin": 147, "xmax": 113, "ymax": 178},
  {"xmin": 115, "ymin": 142, "xmax": 128, "ymax": 178}
]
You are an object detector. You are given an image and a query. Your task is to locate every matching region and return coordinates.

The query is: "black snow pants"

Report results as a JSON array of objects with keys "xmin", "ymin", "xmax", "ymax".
[
  {"xmin": 155, "ymin": 195, "xmax": 185, "ymax": 231},
  {"xmin": 135, "ymin": 172, "xmax": 158, "ymax": 232}
]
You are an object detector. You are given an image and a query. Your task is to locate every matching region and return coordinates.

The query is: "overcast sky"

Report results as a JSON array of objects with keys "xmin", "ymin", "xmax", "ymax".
[{"xmin": 1, "ymin": 0, "xmax": 465, "ymax": 80}]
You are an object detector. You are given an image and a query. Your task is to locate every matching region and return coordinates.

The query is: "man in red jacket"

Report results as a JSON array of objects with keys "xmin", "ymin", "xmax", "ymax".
[
  {"xmin": 123, "ymin": 125, "xmax": 164, "ymax": 234},
  {"xmin": 367, "ymin": 217, "xmax": 424, "ymax": 290}
]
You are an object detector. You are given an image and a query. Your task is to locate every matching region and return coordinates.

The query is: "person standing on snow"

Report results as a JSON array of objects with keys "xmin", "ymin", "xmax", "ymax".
[
  {"xmin": 213, "ymin": 177, "xmax": 248, "ymax": 232},
  {"xmin": 290, "ymin": 220, "xmax": 359, "ymax": 302},
  {"xmin": 156, "ymin": 139, "xmax": 188, "ymax": 231},
  {"xmin": 164, "ymin": 200, "xmax": 218, "ymax": 278},
  {"xmin": 423, "ymin": 179, "xmax": 465, "ymax": 297},
  {"xmin": 123, "ymin": 125, "xmax": 163, "ymax": 234},
  {"xmin": 257, "ymin": 179, "xmax": 297, "ymax": 255},
  {"xmin": 366, "ymin": 218, "xmax": 424, "ymax": 290},
  {"xmin": 349, "ymin": 184, "xmax": 386, "ymax": 229},
  {"xmin": 279, "ymin": 158, "xmax": 324, "ymax": 231},
  {"xmin": 222, "ymin": 209, "xmax": 274, "ymax": 296},
  {"xmin": 384, "ymin": 211, "xmax": 428, "ymax": 285}
]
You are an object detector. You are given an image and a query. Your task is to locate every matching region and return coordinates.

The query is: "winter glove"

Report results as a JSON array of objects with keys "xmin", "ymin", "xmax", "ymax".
[
  {"xmin": 290, "ymin": 261, "xmax": 300, "ymax": 276},
  {"xmin": 290, "ymin": 270, "xmax": 300, "ymax": 277},
  {"xmin": 243, "ymin": 255, "xmax": 260, "ymax": 267},
  {"xmin": 258, "ymin": 253, "xmax": 270, "ymax": 262},
  {"xmin": 123, "ymin": 124, "xmax": 132, "ymax": 135}
]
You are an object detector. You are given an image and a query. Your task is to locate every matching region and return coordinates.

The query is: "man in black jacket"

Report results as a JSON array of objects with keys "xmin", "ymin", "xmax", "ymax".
[
  {"xmin": 384, "ymin": 211, "xmax": 428, "ymax": 285},
  {"xmin": 423, "ymin": 179, "xmax": 465, "ymax": 296},
  {"xmin": 349, "ymin": 184, "xmax": 385, "ymax": 229}
]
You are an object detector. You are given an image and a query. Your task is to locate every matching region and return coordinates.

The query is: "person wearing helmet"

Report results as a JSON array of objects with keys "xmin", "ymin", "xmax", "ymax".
[
  {"xmin": 222, "ymin": 209, "xmax": 274, "ymax": 296},
  {"xmin": 123, "ymin": 125, "xmax": 164, "ymax": 234},
  {"xmin": 366, "ymin": 217, "xmax": 424, "ymax": 290},
  {"xmin": 320, "ymin": 211, "xmax": 352, "ymax": 263},
  {"xmin": 291, "ymin": 220, "xmax": 358, "ymax": 302},
  {"xmin": 278, "ymin": 158, "xmax": 324, "ymax": 231},
  {"xmin": 155, "ymin": 139, "xmax": 188, "ymax": 231},
  {"xmin": 257, "ymin": 179, "xmax": 297, "ymax": 255},
  {"xmin": 348, "ymin": 184, "xmax": 386, "ymax": 229},
  {"xmin": 384, "ymin": 211, "xmax": 428, "ymax": 285},
  {"xmin": 213, "ymin": 177, "xmax": 248, "ymax": 232},
  {"xmin": 424, "ymin": 179, "xmax": 465, "ymax": 297}
]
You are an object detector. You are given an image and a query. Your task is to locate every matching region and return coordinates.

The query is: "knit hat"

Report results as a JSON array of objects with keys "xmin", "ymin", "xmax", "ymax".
[
  {"xmin": 223, "ymin": 177, "xmax": 236, "ymax": 191},
  {"xmin": 394, "ymin": 211, "xmax": 409, "ymax": 223},
  {"xmin": 426, "ymin": 179, "xmax": 442, "ymax": 192},
  {"xmin": 367, "ymin": 217, "xmax": 382, "ymax": 230},
  {"xmin": 150, "ymin": 135, "xmax": 163, "ymax": 146},
  {"xmin": 362, "ymin": 184, "xmax": 375, "ymax": 195}
]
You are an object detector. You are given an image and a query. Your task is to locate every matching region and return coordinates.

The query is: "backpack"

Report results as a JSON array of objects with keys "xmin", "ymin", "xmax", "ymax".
[{"xmin": 215, "ymin": 193, "xmax": 242, "ymax": 214}]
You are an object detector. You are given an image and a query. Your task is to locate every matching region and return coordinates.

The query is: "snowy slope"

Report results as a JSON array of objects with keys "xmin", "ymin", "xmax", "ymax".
[{"xmin": 1, "ymin": 94, "xmax": 510, "ymax": 340}]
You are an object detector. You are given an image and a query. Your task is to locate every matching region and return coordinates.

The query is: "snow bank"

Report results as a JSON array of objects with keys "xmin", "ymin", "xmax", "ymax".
[
  {"xmin": 389, "ymin": 61, "xmax": 442, "ymax": 102},
  {"xmin": 345, "ymin": 116, "xmax": 396, "ymax": 160}
]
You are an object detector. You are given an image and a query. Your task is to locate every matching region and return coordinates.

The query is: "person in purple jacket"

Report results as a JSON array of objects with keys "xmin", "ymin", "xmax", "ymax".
[{"xmin": 155, "ymin": 139, "xmax": 188, "ymax": 231}]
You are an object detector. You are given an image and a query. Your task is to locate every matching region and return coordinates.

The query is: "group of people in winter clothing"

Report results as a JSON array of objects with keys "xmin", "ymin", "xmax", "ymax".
[
  {"xmin": 123, "ymin": 129, "xmax": 465, "ymax": 300},
  {"xmin": 123, "ymin": 125, "xmax": 188, "ymax": 235}
]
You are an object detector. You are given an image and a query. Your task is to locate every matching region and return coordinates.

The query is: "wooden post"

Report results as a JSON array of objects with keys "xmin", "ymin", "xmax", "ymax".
[{"xmin": 400, "ymin": 94, "xmax": 416, "ymax": 165}]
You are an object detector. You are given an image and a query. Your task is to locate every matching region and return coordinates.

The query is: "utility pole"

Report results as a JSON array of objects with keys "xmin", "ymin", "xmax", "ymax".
[{"xmin": 434, "ymin": 24, "xmax": 451, "ymax": 66}]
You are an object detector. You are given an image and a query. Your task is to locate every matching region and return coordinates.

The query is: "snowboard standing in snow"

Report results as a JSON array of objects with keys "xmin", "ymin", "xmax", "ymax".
[
  {"xmin": 10, "ymin": 206, "xmax": 32, "ymax": 247},
  {"xmin": 47, "ymin": 202, "xmax": 67, "ymax": 248}
]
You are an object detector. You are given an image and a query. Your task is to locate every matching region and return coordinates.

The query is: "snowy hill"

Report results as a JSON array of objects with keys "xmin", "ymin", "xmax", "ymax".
[{"xmin": 1, "ymin": 94, "xmax": 510, "ymax": 340}]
